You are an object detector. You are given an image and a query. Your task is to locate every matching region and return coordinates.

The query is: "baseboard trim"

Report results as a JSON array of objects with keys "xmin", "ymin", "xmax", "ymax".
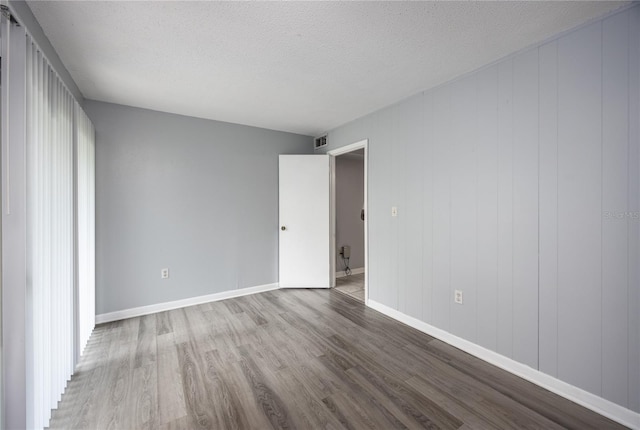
[
  {"xmin": 366, "ymin": 299, "xmax": 640, "ymax": 430},
  {"xmin": 336, "ymin": 267, "xmax": 365, "ymax": 278},
  {"xmin": 95, "ymin": 283, "xmax": 280, "ymax": 324}
]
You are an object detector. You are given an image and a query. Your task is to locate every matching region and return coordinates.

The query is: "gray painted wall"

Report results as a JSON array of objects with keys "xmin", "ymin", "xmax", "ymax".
[
  {"xmin": 322, "ymin": 6, "xmax": 640, "ymax": 414},
  {"xmin": 335, "ymin": 155, "xmax": 365, "ymax": 271},
  {"xmin": 84, "ymin": 100, "xmax": 312, "ymax": 315}
]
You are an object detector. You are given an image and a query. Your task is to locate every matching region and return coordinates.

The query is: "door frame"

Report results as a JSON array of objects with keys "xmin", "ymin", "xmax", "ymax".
[{"xmin": 328, "ymin": 139, "xmax": 368, "ymax": 303}]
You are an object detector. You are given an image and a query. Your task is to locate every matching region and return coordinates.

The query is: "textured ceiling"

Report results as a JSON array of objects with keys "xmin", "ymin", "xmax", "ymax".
[{"xmin": 27, "ymin": 1, "xmax": 627, "ymax": 136}]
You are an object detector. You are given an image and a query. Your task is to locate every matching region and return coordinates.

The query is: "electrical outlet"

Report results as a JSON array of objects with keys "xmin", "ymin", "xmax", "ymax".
[
  {"xmin": 161, "ymin": 268, "xmax": 170, "ymax": 279},
  {"xmin": 391, "ymin": 206, "xmax": 398, "ymax": 217},
  {"xmin": 454, "ymin": 290, "xmax": 463, "ymax": 304}
]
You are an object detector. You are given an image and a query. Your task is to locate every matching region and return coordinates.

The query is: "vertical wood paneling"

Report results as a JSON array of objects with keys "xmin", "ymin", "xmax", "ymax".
[
  {"xmin": 392, "ymin": 105, "xmax": 404, "ymax": 313},
  {"xmin": 371, "ymin": 108, "xmax": 395, "ymax": 307},
  {"xmin": 402, "ymin": 95, "xmax": 424, "ymax": 319},
  {"xmin": 601, "ymin": 11, "xmax": 630, "ymax": 408},
  {"xmin": 512, "ymin": 48, "xmax": 539, "ymax": 368},
  {"xmin": 362, "ymin": 116, "xmax": 381, "ymax": 303},
  {"xmin": 475, "ymin": 65, "xmax": 499, "ymax": 351},
  {"xmin": 497, "ymin": 59, "xmax": 514, "ymax": 359},
  {"xmin": 449, "ymin": 77, "xmax": 477, "ymax": 341},
  {"xmin": 627, "ymin": 5, "xmax": 640, "ymax": 413},
  {"xmin": 325, "ymin": 4, "xmax": 640, "ymax": 416},
  {"xmin": 422, "ymin": 94, "xmax": 434, "ymax": 324},
  {"xmin": 431, "ymin": 86, "xmax": 452, "ymax": 331},
  {"xmin": 557, "ymin": 24, "xmax": 602, "ymax": 396},
  {"xmin": 538, "ymin": 40, "xmax": 559, "ymax": 378},
  {"xmin": 391, "ymin": 105, "xmax": 406, "ymax": 311}
]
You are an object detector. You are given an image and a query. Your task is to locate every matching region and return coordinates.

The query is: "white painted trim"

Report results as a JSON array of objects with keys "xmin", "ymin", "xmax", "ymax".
[
  {"xmin": 335, "ymin": 267, "xmax": 365, "ymax": 278},
  {"xmin": 366, "ymin": 299, "xmax": 640, "ymax": 430},
  {"xmin": 95, "ymin": 283, "xmax": 279, "ymax": 324},
  {"xmin": 329, "ymin": 154, "xmax": 336, "ymax": 288},
  {"xmin": 328, "ymin": 139, "xmax": 369, "ymax": 302},
  {"xmin": 328, "ymin": 139, "xmax": 368, "ymax": 156}
]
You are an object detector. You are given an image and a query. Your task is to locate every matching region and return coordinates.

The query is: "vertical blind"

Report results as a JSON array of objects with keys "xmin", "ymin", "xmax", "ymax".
[
  {"xmin": 23, "ymin": 34, "xmax": 96, "ymax": 428},
  {"xmin": 75, "ymin": 103, "xmax": 95, "ymax": 358}
]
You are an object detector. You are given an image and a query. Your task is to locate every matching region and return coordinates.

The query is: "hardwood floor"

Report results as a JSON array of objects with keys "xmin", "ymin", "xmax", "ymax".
[{"xmin": 49, "ymin": 289, "xmax": 626, "ymax": 429}]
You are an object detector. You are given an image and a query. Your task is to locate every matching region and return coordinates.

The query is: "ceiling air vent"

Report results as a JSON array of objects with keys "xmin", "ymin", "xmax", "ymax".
[{"xmin": 314, "ymin": 135, "xmax": 327, "ymax": 150}]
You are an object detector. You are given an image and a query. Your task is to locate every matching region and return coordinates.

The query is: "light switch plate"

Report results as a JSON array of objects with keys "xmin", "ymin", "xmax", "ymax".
[{"xmin": 391, "ymin": 206, "xmax": 398, "ymax": 217}]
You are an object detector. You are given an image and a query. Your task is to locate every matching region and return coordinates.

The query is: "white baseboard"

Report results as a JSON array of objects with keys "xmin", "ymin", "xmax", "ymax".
[
  {"xmin": 95, "ymin": 283, "xmax": 279, "ymax": 324},
  {"xmin": 336, "ymin": 266, "xmax": 365, "ymax": 278},
  {"xmin": 366, "ymin": 299, "xmax": 640, "ymax": 430}
]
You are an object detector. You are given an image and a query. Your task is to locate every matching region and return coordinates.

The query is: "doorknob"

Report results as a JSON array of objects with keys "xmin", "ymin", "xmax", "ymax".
[{"xmin": 281, "ymin": 226, "xmax": 286, "ymax": 231}]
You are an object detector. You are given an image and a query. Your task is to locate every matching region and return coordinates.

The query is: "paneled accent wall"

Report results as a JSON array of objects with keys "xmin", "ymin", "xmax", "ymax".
[{"xmin": 324, "ymin": 6, "xmax": 640, "ymax": 414}]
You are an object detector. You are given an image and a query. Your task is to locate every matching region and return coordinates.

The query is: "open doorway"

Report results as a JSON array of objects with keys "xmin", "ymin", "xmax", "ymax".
[{"xmin": 329, "ymin": 140, "xmax": 367, "ymax": 303}]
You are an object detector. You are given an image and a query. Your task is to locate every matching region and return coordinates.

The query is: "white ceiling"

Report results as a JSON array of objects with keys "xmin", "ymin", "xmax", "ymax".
[{"xmin": 27, "ymin": 1, "xmax": 627, "ymax": 136}]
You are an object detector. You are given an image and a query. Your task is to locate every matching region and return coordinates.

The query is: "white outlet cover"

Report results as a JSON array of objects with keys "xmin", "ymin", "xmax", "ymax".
[
  {"xmin": 454, "ymin": 289, "xmax": 463, "ymax": 304},
  {"xmin": 161, "ymin": 268, "xmax": 170, "ymax": 279}
]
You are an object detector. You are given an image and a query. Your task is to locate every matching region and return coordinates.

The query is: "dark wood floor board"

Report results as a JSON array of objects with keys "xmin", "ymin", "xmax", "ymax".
[
  {"xmin": 262, "ymin": 327, "xmax": 321, "ymax": 368},
  {"xmin": 221, "ymin": 360, "xmax": 275, "ymax": 430},
  {"xmin": 276, "ymin": 310, "xmax": 346, "ymax": 363},
  {"xmin": 319, "ymin": 358, "xmax": 415, "ymax": 429},
  {"xmin": 407, "ymin": 373, "xmax": 541, "ymax": 430},
  {"xmin": 315, "ymin": 352, "xmax": 435, "ymax": 430},
  {"xmin": 425, "ymin": 339, "xmax": 623, "ymax": 429},
  {"xmin": 274, "ymin": 367, "xmax": 345, "ymax": 430},
  {"xmin": 49, "ymin": 288, "xmax": 628, "ymax": 430},
  {"xmin": 346, "ymin": 362, "xmax": 463, "ymax": 430},
  {"xmin": 283, "ymin": 299, "xmax": 423, "ymax": 382},
  {"xmin": 322, "ymin": 391, "xmax": 387, "ymax": 430},
  {"xmin": 242, "ymin": 348, "xmax": 327, "ymax": 429},
  {"xmin": 284, "ymin": 357, "xmax": 341, "ymax": 401},
  {"xmin": 404, "ymin": 373, "xmax": 504, "ymax": 429},
  {"xmin": 236, "ymin": 346, "xmax": 293, "ymax": 429},
  {"xmin": 273, "ymin": 312, "xmax": 327, "ymax": 358},
  {"xmin": 202, "ymin": 349, "xmax": 253, "ymax": 430},
  {"xmin": 287, "ymin": 290, "xmax": 413, "ymax": 357},
  {"xmin": 327, "ymin": 333, "xmax": 414, "ymax": 381},
  {"xmin": 321, "ymin": 292, "xmax": 436, "ymax": 351},
  {"xmin": 402, "ymin": 343, "xmax": 568, "ymax": 429}
]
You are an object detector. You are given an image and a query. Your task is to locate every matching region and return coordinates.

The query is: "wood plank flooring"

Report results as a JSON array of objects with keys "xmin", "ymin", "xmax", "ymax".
[{"xmin": 48, "ymin": 289, "xmax": 627, "ymax": 429}]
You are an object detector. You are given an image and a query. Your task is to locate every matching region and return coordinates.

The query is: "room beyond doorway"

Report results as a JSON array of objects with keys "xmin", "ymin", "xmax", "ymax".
[
  {"xmin": 329, "ymin": 140, "xmax": 367, "ymax": 303},
  {"xmin": 334, "ymin": 272, "xmax": 365, "ymax": 301}
]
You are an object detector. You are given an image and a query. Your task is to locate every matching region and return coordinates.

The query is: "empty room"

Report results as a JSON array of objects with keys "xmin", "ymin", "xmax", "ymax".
[{"xmin": 1, "ymin": 1, "xmax": 639, "ymax": 429}]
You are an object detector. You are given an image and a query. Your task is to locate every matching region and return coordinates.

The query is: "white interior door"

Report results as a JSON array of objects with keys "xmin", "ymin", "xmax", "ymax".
[{"xmin": 279, "ymin": 154, "xmax": 330, "ymax": 288}]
